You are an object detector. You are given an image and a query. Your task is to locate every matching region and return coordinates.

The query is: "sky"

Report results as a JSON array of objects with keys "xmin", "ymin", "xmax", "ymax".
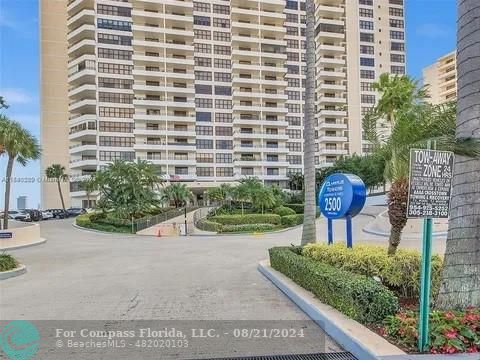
[{"xmin": 0, "ymin": 0, "xmax": 457, "ymax": 209}]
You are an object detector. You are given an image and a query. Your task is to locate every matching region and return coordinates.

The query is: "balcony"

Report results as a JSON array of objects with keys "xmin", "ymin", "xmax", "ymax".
[
  {"xmin": 69, "ymin": 142, "xmax": 97, "ymax": 154},
  {"xmin": 70, "ymin": 156, "xmax": 97, "ymax": 169},
  {"xmin": 319, "ymin": 148, "xmax": 348, "ymax": 155},
  {"xmin": 319, "ymin": 135, "xmax": 348, "ymax": 142},
  {"xmin": 318, "ymin": 121, "xmax": 347, "ymax": 130},
  {"xmin": 320, "ymin": 109, "xmax": 347, "ymax": 117}
]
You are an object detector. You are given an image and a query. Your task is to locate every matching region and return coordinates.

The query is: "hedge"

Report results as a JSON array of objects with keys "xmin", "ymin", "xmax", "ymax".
[
  {"xmin": 273, "ymin": 206, "xmax": 296, "ymax": 216},
  {"xmin": 0, "ymin": 253, "xmax": 18, "ymax": 272},
  {"xmin": 196, "ymin": 218, "xmax": 222, "ymax": 232},
  {"xmin": 302, "ymin": 243, "xmax": 443, "ymax": 299},
  {"xmin": 284, "ymin": 204, "xmax": 304, "ymax": 214},
  {"xmin": 281, "ymin": 214, "xmax": 304, "ymax": 226},
  {"xmin": 221, "ymin": 224, "xmax": 275, "ymax": 233},
  {"xmin": 269, "ymin": 247, "xmax": 398, "ymax": 324},
  {"xmin": 76, "ymin": 213, "xmax": 132, "ymax": 233},
  {"xmin": 209, "ymin": 214, "xmax": 282, "ymax": 225}
]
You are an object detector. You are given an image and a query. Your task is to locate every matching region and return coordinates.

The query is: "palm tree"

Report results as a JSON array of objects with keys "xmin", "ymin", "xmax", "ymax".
[
  {"xmin": 437, "ymin": 0, "xmax": 480, "ymax": 309},
  {"xmin": 365, "ymin": 101, "xmax": 480, "ymax": 255},
  {"xmin": 0, "ymin": 96, "xmax": 7, "ymax": 109},
  {"xmin": 161, "ymin": 183, "xmax": 193, "ymax": 208},
  {"xmin": 232, "ymin": 183, "xmax": 250, "ymax": 215},
  {"xmin": 288, "ymin": 172, "xmax": 304, "ymax": 191},
  {"xmin": 45, "ymin": 164, "xmax": 68, "ymax": 211},
  {"xmin": 0, "ymin": 116, "xmax": 40, "ymax": 229},
  {"xmin": 81, "ymin": 175, "xmax": 97, "ymax": 209},
  {"xmin": 301, "ymin": 0, "xmax": 316, "ymax": 245},
  {"xmin": 252, "ymin": 187, "xmax": 275, "ymax": 214}
]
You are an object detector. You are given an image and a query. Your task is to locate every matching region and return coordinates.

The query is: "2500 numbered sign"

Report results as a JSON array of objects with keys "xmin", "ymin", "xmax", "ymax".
[{"xmin": 407, "ymin": 149, "xmax": 454, "ymax": 219}]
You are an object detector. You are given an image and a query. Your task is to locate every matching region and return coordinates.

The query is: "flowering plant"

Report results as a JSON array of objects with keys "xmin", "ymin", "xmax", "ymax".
[{"xmin": 383, "ymin": 307, "xmax": 480, "ymax": 353}]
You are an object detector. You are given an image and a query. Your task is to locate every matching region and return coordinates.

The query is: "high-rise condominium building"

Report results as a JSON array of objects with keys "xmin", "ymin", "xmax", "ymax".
[
  {"xmin": 41, "ymin": 0, "xmax": 406, "ymax": 208},
  {"xmin": 423, "ymin": 51, "xmax": 457, "ymax": 104}
]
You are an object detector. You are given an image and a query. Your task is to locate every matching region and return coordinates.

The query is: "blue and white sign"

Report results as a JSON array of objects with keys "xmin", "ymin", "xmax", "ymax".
[
  {"xmin": 0, "ymin": 232, "xmax": 13, "ymax": 239},
  {"xmin": 318, "ymin": 173, "xmax": 367, "ymax": 248}
]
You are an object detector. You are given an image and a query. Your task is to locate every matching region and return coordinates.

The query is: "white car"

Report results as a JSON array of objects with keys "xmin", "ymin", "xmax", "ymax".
[{"xmin": 41, "ymin": 210, "xmax": 54, "ymax": 220}]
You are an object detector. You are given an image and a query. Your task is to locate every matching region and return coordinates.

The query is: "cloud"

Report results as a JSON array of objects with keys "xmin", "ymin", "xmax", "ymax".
[
  {"xmin": 0, "ymin": 88, "xmax": 34, "ymax": 105},
  {"xmin": 415, "ymin": 23, "xmax": 453, "ymax": 39}
]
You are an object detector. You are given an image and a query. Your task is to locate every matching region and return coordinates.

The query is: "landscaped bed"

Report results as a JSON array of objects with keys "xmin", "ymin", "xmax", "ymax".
[
  {"xmin": 0, "ymin": 253, "xmax": 19, "ymax": 272},
  {"xmin": 268, "ymin": 244, "xmax": 479, "ymax": 354}
]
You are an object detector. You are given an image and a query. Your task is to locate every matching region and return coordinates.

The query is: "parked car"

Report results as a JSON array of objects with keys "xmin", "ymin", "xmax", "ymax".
[
  {"xmin": 46, "ymin": 209, "xmax": 69, "ymax": 219},
  {"xmin": 41, "ymin": 210, "xmax": 54, "ymax": 220},
  {"xmin": 67, "ymin": 207, "xmax": 86, "ymax": 217},
  {"xmin": 24, "ymin": 209, "xmax": 42, "ymax": 221},
  {"xmin": 7, "ymin": 210, "xmax": 32, "ymax": 222}
]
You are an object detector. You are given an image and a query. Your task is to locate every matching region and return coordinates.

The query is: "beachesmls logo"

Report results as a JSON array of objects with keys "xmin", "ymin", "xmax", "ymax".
[{"xmin": 0, "ymin": 321, "xmax": 40, "ymax": 360}]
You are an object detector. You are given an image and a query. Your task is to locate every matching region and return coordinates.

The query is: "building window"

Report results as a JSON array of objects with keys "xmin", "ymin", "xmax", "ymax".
[
  {"xmin": 389, "ymin": 7, "xmax": 404, "ymax": 16},
  {"xmin": 287, "ymin": 52, "xmax": 299, "ymax": 61},
  {"xmin": 195, "ymin": 71, "xmax": 212, "ymax": 81},
  {"xmin": 97, "ymin": 4, "xmax": 131, "ymax": 16},
  {"xmin": 286, "ymin": 129, "xmax": 302, "ymax": 139},
  {"xmin": 287, "ymin": 142, "xmax": 302, "ymax": 152},
  {"xmin": 196, "ymin": 139, "xmax": 213, "ymax": 149},
  {"xmin": 359, "ymin": 8, "xmax": 374, "ymax": 18},
  {"xmin": 195, "ymin": 84, "xmax": 212, "ymax": 94},
  {"xmin": 98, "ymin": 63, "xmax": 132, "ymax": 75},
  {"xmin": 360, "ymin": 57, "xmax": 375, "ymax": 66},
  {"xmin": 389, "ymin": 0, "xmax": 404, "ymax": 4},
  {"xmin": 390, "ymin": 19, "xmax": 404, "ymax": 28},
  {"xmin": 216, "ymin": 153, "xmax": 232, "ymax": 163},
  {"xmin": 360, "ymin": 82, "xmax": 374, "ymax": 91},
  {"xmin": 214, "ymin": 45, "xmax": 230, "ymax": 55},
  {"xmin": 266, "ymin": 168, "xmax": 279, "ymax": 176},
  {"xmin": 195, "ymin": 57, "xmax": 212, "ymax": 67},
  {"xmin": 390, "ymin": 54, "xmax": 405, "ymax": 63},
  {"xmin": 214, "ymin": 72, "xmax": 231, "ymax": 82},
  {"xmin": 197, "ymin": 167, "xmax": 214, "ymax": 177},
  {"xmin": 360, "ymin": 33, "xmax": 374, "ymax": 42},
  {"xmin": 361, "ymin": 94, "xmax": 376, "ymax": 104},
  {"xmin": 287, "ymin": 155, "xmax": 302, "ymax": 164},
  {"xmin": 99, "ymin": 121, "xmax": 134, "ymax": 133},
  {"xmin": 216, "ymin": 140, "xmax": 233, "ymax": 149},
  {"xmin": 99, "ymin": 136, "xmax": 134, "ymax": 147},
  {"xmin": 98, "ymin": 48, "xmax": 132, "ymax": 60},
  {"xmin": 215, "ymin": 126, "xmax": 232, "ymax": 136},
  {"xmin": 390, "ymin": 31, "xmax": 405, "ymax": 40},
  {"xmin": 286, "ymin": 116, "xmax": 301, "ymax": 126},
  {"xmin": 213, "ymin": 4, "xmax": 229, "ymax": 14},
  {"xmin": 359, "ymin": 20, "xmax": 374, "ymax": 30},
  {"xmin": 196, "ymin": 154, "xmax": 213, "ymax": 163},
  {"xmin": 98, "ymin": 78, "xmax": 133, "ymax": 89},
  {"xmin": 213, "ymin": 31, "xmax": 230, "ymax": 41},
  {"xmin": 97, "ymin": 18, "xmax": 131, "ymax": 31},
  {"xmin": 285, "ymin": 13, "xmax": 298, "ymax": 23},
  {"xmin": 214, "ymin": 59, "xmax": 231, "ymax": 69},
  {"xmin": 99, "ymin": 107, "xmax": 134, "ymax": 118},
  {"xmin": 213, "ymin": 18, "xmax": 229, "ymax": 28},
  {"xmin": 193, "ymin": 2, "xmax": 210, "ymax": 12},
  {"xmin": 391, "ymin": 42, "xmax": 405, "ymax": 51},
  {"xmin": 215, "ymin": 113, "xmax": 232, "ymax": 123},
  {"xmin": 286, "ymin": 0, "xmax": 298, "ymax": 10},
  {"xmin": 216, "ymin": 167, "xmax": 234, "ymax": 177},
  {"xmin": 98, "ymin": 33, "xmax": 131, "ymax": 46},
  {"xmin": 215, "ymin": 99, "xmax": 232, "ymax": 109},
  {"xmin": 194, "ymin": 15, "xmax": 211, "ymax": 26},
  {"xmin": 194, "ymin": 43, "xmax": 211, "ymax": 53},
  {"xmin": 194, "ymin": 29, "xmax": 211, "ymax": 39},
  {"xmin": 286, "ymin": 90, "xmax": 301, "ymax": 100},
  {"xmin": 195, "ymin": 98, "xmax": 213, "ymax": 108},
  {"xmin": 360, "ymin": 69, "xmax": 375, "ymax": 79},
  {"xmin": 99, "ymin": 92, "xmax": 133, "ymax": 104},
  {"xmin": 286, "ymin": 39, "xmax": 299, "ymax": 49},
  {"xmin": 286, "ymin": 26, "xmax": 298, "ymax": 36},
  {"xmin": 196, "ymin": 112, "xmax": 211, "ymax": 122},
  {"xmin": 99, "ymin": 151, "xmax": 135, "ymax": 161},
  {"xmin": 360, "ymin": 45, "xmax": 374, "ymax": 55},
  {"xmin": 196, "ymin": 125, "xmax": 213, "ymax": 135},
  {"xmin": 391, "ymin": 65, "xmax": 405, "ymax": 74},
  {"xmin": 286, "ymin": 104, "xmax": 301, "ymax": 113}
]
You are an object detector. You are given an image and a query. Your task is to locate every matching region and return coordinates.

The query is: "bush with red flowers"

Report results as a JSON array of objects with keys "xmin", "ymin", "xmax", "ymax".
[{"xmin": 383, "ymin": 307, "xmax": 480, "ymax": 353}]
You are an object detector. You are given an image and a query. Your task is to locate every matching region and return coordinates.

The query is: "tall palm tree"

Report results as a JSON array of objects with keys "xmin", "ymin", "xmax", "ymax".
[
  {"xmin": 301, "ymin": 0, "xmax": 316, "ymax": 245},
  {"xmin": 81, "ymin": 175, "xmax": 97, "ymax": 209},
  {"xmin": 437, "ymin": 0, "xmax": 480, "ymax": 309},
  {"xmin": 45, "ymin": 164, "xmax": 68, "ymax": 211},
  {"xmin": 0, "ymin": 116, "xmax": 40, "ymax": 229},
  {"xmin": 252, "ymin": 187, "xmax": 275, "ymax": 214},
  {"xmin": 365, "ymin": 101, "xmax": 480, "ymax": 255},
  {"xmin": 232, "ymin": 183, "xmax": 250, "ymax": 215},
  {"xmin": 161, "ymin": 183, "xmax": 193, "ymax": 208}
]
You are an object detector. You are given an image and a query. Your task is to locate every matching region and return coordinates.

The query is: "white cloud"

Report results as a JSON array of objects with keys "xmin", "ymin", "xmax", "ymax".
[
  {"xmin": 416, "ymin": 23, "xmax": 453, "ymax": 39},
  {"xmin": 0, "ymin": 88, "xmax": 34, "ymax": 105}
]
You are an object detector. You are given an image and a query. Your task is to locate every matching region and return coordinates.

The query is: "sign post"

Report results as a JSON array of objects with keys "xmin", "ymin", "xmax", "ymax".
[
  {"xmin": 406, "ymin": 147, "xmax": 454, "ymax": 352},
  {"xmin": 318, "ymin": 173, "xmax": 367, "ymax": 248}
]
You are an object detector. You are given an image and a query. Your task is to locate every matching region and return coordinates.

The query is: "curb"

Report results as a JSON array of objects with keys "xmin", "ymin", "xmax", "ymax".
[
  {"xmin": 0, "ymin": 264, "xmax": 27, "ymax": 280},
  {"xmin": 258, "ymin": 260, "xmax": 405, "ymax": 360},
  {"xmin": 362, "ymin": 227, "xmax": 447, "ymax": 239},
  {"xmin": 0, "ymin": 238, "xmax": 47, "ymax": 251},
  {"xmin": 72, "ymin": 223, "xmax": 136, "ymax": 236}
]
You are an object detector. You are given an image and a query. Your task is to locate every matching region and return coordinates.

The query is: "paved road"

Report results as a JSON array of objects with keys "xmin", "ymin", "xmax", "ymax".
[{"xmin": 1, "ymin": 219, "xmax": 345, "ymax": 359}]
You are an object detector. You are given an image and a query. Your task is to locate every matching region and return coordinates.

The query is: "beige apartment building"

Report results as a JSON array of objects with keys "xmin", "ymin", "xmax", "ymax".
[
  {"xmin": 423, "ymin": 51, "xmax": 457, "ymax": 104},
  {"xmin": 41, "ymin": 0, "xmax": 406, "ymax": 208}
]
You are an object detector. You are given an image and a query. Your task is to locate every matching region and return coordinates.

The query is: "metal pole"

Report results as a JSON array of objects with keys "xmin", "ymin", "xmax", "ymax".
[
  {"xmin": 184, "ymin": 206, "xmax": 187, "ymax": 236},
  {"xmin": 327, "ymin": 218, "xmax": 333, "ymax": 244},
  {"xmin": 418, "ymin": 140, "xmax": 434, "ymax": 352},
  {"xmin": 346, "ymin": 216, "xmax": 353, "ymax": 248}
]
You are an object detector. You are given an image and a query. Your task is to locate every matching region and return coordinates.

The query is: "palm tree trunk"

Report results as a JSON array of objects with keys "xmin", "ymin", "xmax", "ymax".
[
  {"xmin": 387, "ymin": 178, "xmax": 408, "ymax": 255},
  {"xmin": 301, "ymin": 0, "xmax": 317, "ymax": 245},
  {"xmin": 57, "ymin": 179, "xmax": 66, "ymax": 210},
  {"xmin": 2, "ymin": 156, "xmax": 14, "ymax": 229},
  {"xmin": 437, "ymin": 0, "xmax": 480, "ymax": 309}
]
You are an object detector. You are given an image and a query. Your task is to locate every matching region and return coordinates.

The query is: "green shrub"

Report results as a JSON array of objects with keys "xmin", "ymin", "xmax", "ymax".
[
  {"xmin": 196, "ymin": 219, "xmax": 222, "ymax": 232},
  {"xmin": 76, "ymin": 213, "xmax": 132, "ymax": 233},
  {"xmin": 0, "ymin": 253, "xmax": 18, "ymax": 272},
  {"xmin": 273, "ymin": 206, "xmax": 296, "ymax": 216},
  {"xmin": 209, "ymin": 214, "xmax": 281, "ymax": 225},
  {"xmin": 284, "ymin": 204, "xmax": 304, "ymax": 214},
  {"xmin": 302, "ymin": 243, "xmax": 443, "ymax": 299},
  {"xmin": 269, "ymin": 247, "xmax": 398, "ymax": 324},
  {"xmin": 221, "ymin": 224, "xmax": 275, "ymax": 233},
  {"xmin": 281, "ymin": 214, "xmax": 304, "ymax": 226}
]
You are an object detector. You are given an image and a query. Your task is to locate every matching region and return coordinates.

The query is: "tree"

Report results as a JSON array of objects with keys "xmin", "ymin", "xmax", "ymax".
[
  {"xmin": 0, "ymin": 96, "xmax": 8, "ymax": 109},
  {"xmin": 0, "ymin": 116, "xmax": 40, "ymax": 229},
  {"xmin": 252, "ymin": 187, "xmax": 275, "ymax": 214},
  {"xmin": 161, "ymin": 183, "xmax": 193, "ymax": 208},
  {"xmin": 301, "ymin": 0, "xmax": 316, "ymax": 245},
  {"xmin": 437, "ymin": 0, "xmax": 480, "ymax": 309},
  {"xmin": 45, "ymin": 164, "xmax": 68, "ymax": 211},
  {"xmin": 328, "ymin": 154, "xmax": 386, "ymax": 189},
  {"xmin": 81, "ymin": 176, "xmax": 97, "ymax": 209},
  {"xmin": 365, "ymin": 101, "xmax": 480, "ymax": 255},
  {"xmin": 95, "ymin": 160, "xmax": 162, "ymax": 218},
  {"xmin": 288, "ymin": 172, "xmax": 304, "ymax": 191},
  {"xmin": 232, "ymin": 183, "xmax": 250, "ymax": 215}
]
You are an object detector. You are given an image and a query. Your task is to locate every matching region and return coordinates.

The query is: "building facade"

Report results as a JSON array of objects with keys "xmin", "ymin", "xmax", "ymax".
[
  {"xmin": 423, "ymin": 51, "xmax": 457, "ymax": 104},
  {"xmin": 41, "ymin": 0, "xmax": 406, "ymax": 207}
]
